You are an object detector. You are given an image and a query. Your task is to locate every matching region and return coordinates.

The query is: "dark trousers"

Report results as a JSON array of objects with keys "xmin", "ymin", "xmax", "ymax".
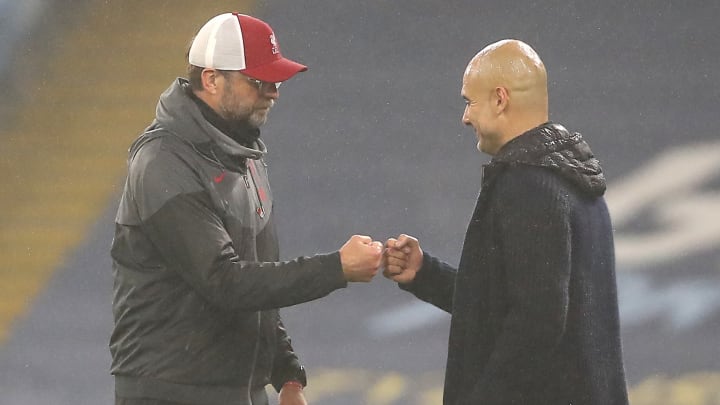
[
  {"xmin": 115, "ymin": 389, "xmax": 269, "ymax": 405},
  {"xmin": 115, "ymin": 397, "xmax": 185, "ymax": 405}
]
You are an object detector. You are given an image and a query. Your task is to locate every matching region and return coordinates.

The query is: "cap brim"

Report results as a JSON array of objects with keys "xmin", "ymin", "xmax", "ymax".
[{"xmin": 241, "ymin": 57, "xmax": 308, "ymax": 83}]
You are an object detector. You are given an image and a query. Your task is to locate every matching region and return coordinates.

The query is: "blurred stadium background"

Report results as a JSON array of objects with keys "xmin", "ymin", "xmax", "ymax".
[{"xmin": 1, "ymin": 1, "xmax": 719, "ymax": 404}]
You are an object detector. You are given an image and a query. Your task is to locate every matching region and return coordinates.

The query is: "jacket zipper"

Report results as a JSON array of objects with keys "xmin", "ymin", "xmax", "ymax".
[
  {"xmin": 246, "ymin": 160, "xmax": 265, "ymax": 218},
  {"xmin": 245, "ymin": 162, "xmax": 264, "ymax": 403}
]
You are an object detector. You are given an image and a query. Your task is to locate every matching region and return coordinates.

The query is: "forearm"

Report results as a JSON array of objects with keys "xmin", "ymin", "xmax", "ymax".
[
  {"xmin": 399, "ymin": 252, "xmax": 456, "ymax": 313},
  {"xmin": 144, "ymin": 194, "xmax": 347, "ymax": 311},
  {"xmin": 205, "ymin": 253, "xmax": 347, "ymax": 311},
  {"xmin": 271, "ymin": 314, "xmax": 307, "ymax": 392}
]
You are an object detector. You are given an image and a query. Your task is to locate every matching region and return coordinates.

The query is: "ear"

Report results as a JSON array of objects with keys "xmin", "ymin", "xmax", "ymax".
[
  {"xmin": 201, "ymin": 69, "xmax": 221, "ymax": 94},
  {"xmin": 494, "ymin": 86, "xmax": 509, "ymax": 113}
]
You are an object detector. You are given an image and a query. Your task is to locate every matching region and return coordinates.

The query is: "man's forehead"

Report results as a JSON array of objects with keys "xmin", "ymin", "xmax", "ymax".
[
  {"xmin": 463, "ymin": 58, "xmax": 489, "ymax": 84},
  {"xmin": 460, "ymin": 76, "xmax": 469, "ymax": 98},
  {"xmin": 461, "ymin": 66, "xmax": 485, "ymax": 96},
  {"xmin": 463, "ymin": 61, "xmax": 479, "ymax": 78}
]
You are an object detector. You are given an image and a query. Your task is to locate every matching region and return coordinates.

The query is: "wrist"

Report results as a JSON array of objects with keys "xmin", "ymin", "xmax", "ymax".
[{"xmin": 282, "ymin": 380, "xmax": 304, "ymax": 391}]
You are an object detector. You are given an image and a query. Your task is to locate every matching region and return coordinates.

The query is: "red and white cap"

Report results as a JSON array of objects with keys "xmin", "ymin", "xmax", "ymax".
[{"xmin": 188, "ymin": 13, "xmax": 307, "ymax": 83}]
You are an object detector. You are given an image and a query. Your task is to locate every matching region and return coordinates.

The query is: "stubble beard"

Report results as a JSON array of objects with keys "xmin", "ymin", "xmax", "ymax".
[
  {"xmin": 219, "ymin": 91, "xmax": 272, "ymax": 128},
  {"xmin": 248, "ymin": 106, "xmax": 271, "ymax": 127},
  {"xmin": 475, "ymin": 128, "xmax": 484, "ymax": 153},
  {"xmin": 219, "ymin": 94, "xmax": 251, "ymax": 122}
]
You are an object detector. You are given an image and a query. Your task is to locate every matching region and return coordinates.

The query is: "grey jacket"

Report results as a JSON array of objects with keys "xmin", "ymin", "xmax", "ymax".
[{"xmin": 110, "ymin": 78, "xmax": 347, "ymax": 404}]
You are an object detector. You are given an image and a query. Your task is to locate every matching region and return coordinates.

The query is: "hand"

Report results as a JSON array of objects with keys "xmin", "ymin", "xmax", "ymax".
[
  {"xmin": 339, "ymin": 235, "xmax": 383, "ymax": 282},
  {"xmin": 383, "ymin": 234, "xmax": 423, "ymax": 284},
  {"xmin": 278, "ymin": 382, "xmax": 307, "ymax": 405}
]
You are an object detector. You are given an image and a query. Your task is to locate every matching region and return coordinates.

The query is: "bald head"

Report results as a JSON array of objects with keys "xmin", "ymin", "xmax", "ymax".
[
  {"xmin": 461, "ymin": 39, "xmax": 549, "ymax": 155},
  {"xmin": 465, "ymin": 39, "xmax": 548, "ymax": 111}
]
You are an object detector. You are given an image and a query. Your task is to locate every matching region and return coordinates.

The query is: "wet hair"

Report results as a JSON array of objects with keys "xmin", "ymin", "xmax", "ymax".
[
  {"xmin": 187, "ymin": 64, "xmax": 204, "ymax": 91},
  {"xmin": 186, "ymin": 37, "xmax": 204, "ymax": 91},
  {"xmin": 186, "ymin": 36, "xmax": 236, "ymax": 91}
]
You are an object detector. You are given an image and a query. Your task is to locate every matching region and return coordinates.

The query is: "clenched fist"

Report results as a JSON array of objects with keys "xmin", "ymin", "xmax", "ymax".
[
  {"xmin": 383, "ymin": 234, "xmax": 423, "ymax": 284},
  {"xmin": 339, "ymin": 235, "xmax": 383, "ymax": 282}
]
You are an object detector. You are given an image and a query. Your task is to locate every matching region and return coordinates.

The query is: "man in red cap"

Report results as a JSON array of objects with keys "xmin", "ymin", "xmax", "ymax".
[{"xmin": 109, "ymin": 13, "xmax": 383, "ymax": 405}]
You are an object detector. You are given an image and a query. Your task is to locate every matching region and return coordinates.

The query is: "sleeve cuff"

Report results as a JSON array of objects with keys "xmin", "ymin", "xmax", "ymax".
[
  {"xmin": 317, "ymin": 251, "xmax": 347, "ymax": 289},
  {"xmin": 272, "ymin": 365, "xmax": 307, "ymax": 392},
  {"xmin": 398, "ymin": 251, "xmax": 434, "ymax": 293}
]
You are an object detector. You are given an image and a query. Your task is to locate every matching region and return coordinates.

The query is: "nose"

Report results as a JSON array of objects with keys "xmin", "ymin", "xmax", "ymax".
[
  {"xmin": 462, "ymin": 105, "xmax": 470, "ymax": 125},
  {"xmin": 263, "ymin": 84, "xmax": 279, "ymax": 100}
]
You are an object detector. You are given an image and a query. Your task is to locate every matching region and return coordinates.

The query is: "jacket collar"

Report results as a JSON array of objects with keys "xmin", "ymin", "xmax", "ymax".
[
  {"xmin": 154, "ymin": 78, "xmax": 266, "ymax": 161},
  {"xmin": 482, "ymin": 122, "xmax": 606, "ymax": 196},
  {"xmin": 186, "ymin": 87, "xmax": 261, "ymax": 149}
]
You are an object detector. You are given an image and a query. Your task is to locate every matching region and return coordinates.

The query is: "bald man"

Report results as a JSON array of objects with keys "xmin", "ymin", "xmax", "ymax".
[{"xmin": 384, "ymin": 40, "xmax": 629, "ymax": 405}]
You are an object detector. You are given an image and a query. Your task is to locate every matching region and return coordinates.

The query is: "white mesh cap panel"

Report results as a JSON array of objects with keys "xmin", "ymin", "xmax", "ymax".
[{"xmin": 188, "ymin": 13, "xmax": 246, "ymax": 70}]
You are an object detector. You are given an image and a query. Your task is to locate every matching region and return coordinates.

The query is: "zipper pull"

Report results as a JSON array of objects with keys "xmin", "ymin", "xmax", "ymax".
[{"xmin": 243, "ymin": 175, "xmax": 250, "ymax": 188}]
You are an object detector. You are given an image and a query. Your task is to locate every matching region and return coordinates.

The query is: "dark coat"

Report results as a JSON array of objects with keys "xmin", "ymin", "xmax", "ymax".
[
  {"xmin": 110, "ymin": 79, "xmax": 347, "ymax": 405},
  {"xmin": 403, "ymin": 123, "xmax": 629, "ymax": 405}
]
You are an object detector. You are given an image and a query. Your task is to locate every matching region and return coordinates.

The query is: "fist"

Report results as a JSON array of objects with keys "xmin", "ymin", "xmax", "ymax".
[
  {"xmin": 383, "ymin": 234, "xmax": 423, "ymax": 284},
  {"xmin": 339, "ymin": 235, "xmax": 383, "ymax": 282}
]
